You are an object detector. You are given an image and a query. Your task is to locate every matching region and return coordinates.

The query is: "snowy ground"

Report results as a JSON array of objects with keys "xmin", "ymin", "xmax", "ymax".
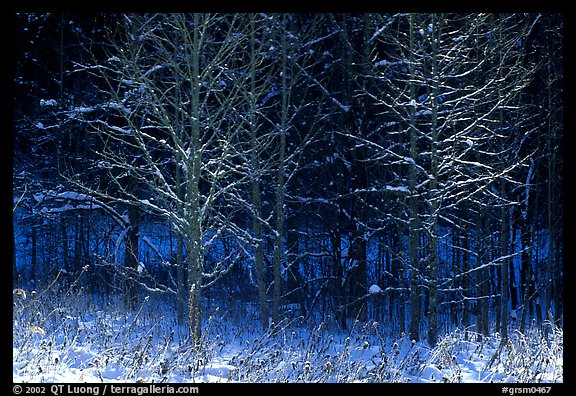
[{"xmin": 13, "ymin": 290, "xmax": 563, "ymax": 383}]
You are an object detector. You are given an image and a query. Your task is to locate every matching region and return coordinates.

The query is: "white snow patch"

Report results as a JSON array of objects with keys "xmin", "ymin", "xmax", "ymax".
[
  {"xmin": 40, "ymin": 99, "xmax": 58, "ymax": 107},
  {"xmin": 369, "ymin": 284, "xmax": 382, "ymax": 294},
  {"xmin": 13, "ymin": 293, "xmax": 563, "ymax": 384}
]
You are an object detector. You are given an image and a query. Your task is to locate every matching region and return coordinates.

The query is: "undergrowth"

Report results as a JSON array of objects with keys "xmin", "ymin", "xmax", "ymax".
[{"xmin": 13, "ymin": 284, "xmax": 563, "ymax": 383}]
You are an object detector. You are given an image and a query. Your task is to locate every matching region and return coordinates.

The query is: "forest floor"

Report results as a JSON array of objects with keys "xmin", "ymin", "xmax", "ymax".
[{"xmin": 13, "ymin": 290, "xmax": 563, "ymax": 383}]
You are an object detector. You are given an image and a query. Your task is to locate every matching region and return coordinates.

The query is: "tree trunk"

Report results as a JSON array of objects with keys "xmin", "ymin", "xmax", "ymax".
[
  {"xmin": 462, "ymin": 223, "xmax": 471, "ymax": 340},
  {"xmin": 252, "ymin": 171, "xmax": 268, "ymax": 329},
  {"xmin": 287, "ymin": 215, "xmax": 307, "ymax": 318},
  {"xmin": 392, "ymin": 226, "xmax": 405, "ymax": 334},
  {"xmin": 176, "ymin": 233, "xmax": 185, "ymax": 325},
  {"xmin": 426, "ymin": 13, "xmax": 440, "ymax": 347},
  {"xmin": 271, "ymin": 15, "xmax": 288, "ymax": 326},
  {"xmin": 519, "ymin": 220, "xmax": 533, "ymax": 333},
  {"xmin": 500, "ymin": 192, "xmax": 510, "ymax": 340},
  {"xmin": 187, "ymin": 255, "xmax": 202, "ymax": 341},
  {"xmin": 31, "ymin": 224, "xmax": 37, "ymax": 285},
  {"xmin": 348, "ymin": 219, "xmax": 367, "ymax": 322},
  {"xmin": 477, "ymin": 211, "xmax": 490, "ymax": 340},
  {"xmin": 509, "ymin": 228, "xmax": 519, "ymax": 310},
  {"xmin": 74, "ymin": 215, "xmax": 82, "ymax": 274},
  {"xmin": 185, "ymin": 12, "xmax": 204, "ymax": 341},
  {"xmin": 332, "ymin": 210, "xmax": 347, "ymax": 331},
  {"xmin": 544, "ymin": 28, "xmax": 562, "ymax": 326},
  {"xmin": 13, "ymin": 225, "xmax": 18, "ymax": 287},
  {"xmin": 249, "ymin": 14, "xmax": 269, "ymax": 330},
  {"xmin": 450, "ymin": 229, "xmax": 460, "ymax": 326},
  {"xmin": 185, "ymin": 170, "xmax": 203, "ymax": 339},
  {"xmin": 124, "ymin": 201, "xmax": 139, "ymax": 309},
  {"xmin": 271, "ymin": 125, "xmax": 286, "ymax": 328},
  {"xmin": 61, "ymin": 217, "xmax": 69, "ymax": 274},
  {"xmin": 407, "ymin": 14, "xmax": 421, "ymax": 342},
  {"xmin": 348, "ymin": 154, "xmax": 368, "ymax": 322}
]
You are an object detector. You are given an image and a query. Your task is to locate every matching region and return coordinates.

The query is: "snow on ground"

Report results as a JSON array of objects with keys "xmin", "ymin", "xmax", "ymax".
[{"xmin": 13, "ymin": 291, "xmax": 563, "ymax": 383}]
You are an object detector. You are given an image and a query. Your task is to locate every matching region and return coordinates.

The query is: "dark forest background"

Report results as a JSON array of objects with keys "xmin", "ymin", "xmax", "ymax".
[{"xmin": 12, "ymin": 13, "xmax": 564, "ymax": 345}]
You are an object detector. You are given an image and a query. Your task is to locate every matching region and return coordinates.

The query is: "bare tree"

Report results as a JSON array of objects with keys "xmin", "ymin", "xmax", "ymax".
[
  {"xmin": 354, "ymin": 13, "xmax": 538, "ymax": 343},
  {"xmin": 69, "ymin": 14, "xmax": 260, "ymax": 339}
]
